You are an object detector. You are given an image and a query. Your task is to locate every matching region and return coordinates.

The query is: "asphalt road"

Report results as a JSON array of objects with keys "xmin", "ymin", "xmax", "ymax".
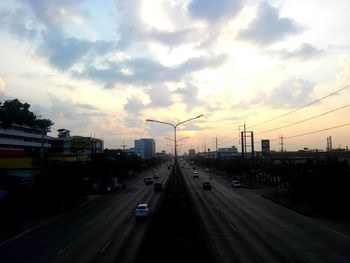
[
  {"xmin": 0, "ymin": 163, "xmax": 172, "ymax": 263},
  {"xmin": 181, "ymin": 163, "xmax": 350, "ymax": 263}
]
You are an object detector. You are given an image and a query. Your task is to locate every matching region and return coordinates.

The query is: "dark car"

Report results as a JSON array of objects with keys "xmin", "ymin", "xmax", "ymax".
[
  {"xmin": 193, "ymin": 171, "xmax": 199, "ymax": 178},
  {"xmin": 202, "ymin": 181, "xmax": 212, "ymax": 190},
  {"xmin": 144, "ymin": 177, "xmax": 154, "ymax": 184},
  {"xmin": 154, "ymin": 182, "xmax": 163, "ymax": 192}
]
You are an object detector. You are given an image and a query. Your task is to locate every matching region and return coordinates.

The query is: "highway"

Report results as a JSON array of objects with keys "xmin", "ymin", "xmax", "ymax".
[
  {"xmin": 0, "ymin": 163, "xmax": 172, "ymax": 263},
  {"xmin": 181, "ymin": 163, "xmax": 350, "ymax": 263}
]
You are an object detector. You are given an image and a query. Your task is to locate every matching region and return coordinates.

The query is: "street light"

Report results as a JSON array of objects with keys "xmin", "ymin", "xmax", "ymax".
[
  {"xmin": 164, "ymin": 136, "xmax": 190, "ymax": 142},
  {"xmin": 146, "ymin": 114, "xmax": 203, "ymax": 165}
]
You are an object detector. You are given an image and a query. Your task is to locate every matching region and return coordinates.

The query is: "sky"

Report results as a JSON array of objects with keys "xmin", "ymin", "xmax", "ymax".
[{"xmin": 1, "ymin": 0, "xmax": 350, "ymax": 153}]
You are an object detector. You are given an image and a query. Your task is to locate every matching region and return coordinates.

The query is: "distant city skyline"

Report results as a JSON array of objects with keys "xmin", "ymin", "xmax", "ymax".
[{"xmin": 1, "ymin": 0, "xmax": 350, "ymax": 152}]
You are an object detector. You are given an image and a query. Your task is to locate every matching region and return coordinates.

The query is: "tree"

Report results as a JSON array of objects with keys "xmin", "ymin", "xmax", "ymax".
[{"xmin": 0, "ymin": 98, "xmax": 54, "ymax": 130}]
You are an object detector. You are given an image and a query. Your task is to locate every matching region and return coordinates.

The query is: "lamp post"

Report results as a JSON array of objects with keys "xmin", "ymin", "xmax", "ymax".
[
  {"xmin": 146, "ymin": 115, "xmax": 203, "ymax": 165},
  {"xmin": 164, "ymin": 136, "xmax": 190, "ymax": 158}
]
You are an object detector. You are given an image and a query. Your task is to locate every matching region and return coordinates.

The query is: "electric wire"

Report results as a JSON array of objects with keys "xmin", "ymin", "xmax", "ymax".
[
  {"xmin": 249, "ymin": 85, "xmax": 350, "ymax": 129},
  {"xmin": 256, "ymin": 103, "xmax": 350, "ymax": 135},
  {"xmin": 283, "ymin": 122, "xmax": 350, "ymax": 140}
]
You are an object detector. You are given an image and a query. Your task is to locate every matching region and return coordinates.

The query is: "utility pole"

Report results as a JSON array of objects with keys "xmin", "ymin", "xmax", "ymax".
[
  {"xmin": 244, "ymin": 122, "xmax": 247, "ymax": 155},
  {"xmin": 215, "ymin": 137, "xmax": 218, "ymax": 159},
  {"xmin": 240, "ymin": 122, "xmax": 254, "ymax": 159},
  {"xmin": 279, "ymin": 135, "xmax": 284, "ymax": 152},
  {"xmin": 326, "ymin": 136, "xmax": 332, "ymax": 152}
]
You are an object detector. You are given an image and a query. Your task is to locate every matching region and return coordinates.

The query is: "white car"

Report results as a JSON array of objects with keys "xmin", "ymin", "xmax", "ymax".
[
  {"xmin": 135, "ymin": 203, "xmax": 150, "ymax": 218},
  {"xmin": 231, "ymin": 180, "xmax": 241, "ymax": 188}
]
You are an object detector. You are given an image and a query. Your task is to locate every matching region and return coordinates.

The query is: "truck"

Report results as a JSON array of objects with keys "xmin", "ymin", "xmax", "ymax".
[{"xmin": 106, "ymin": 178, "xmax": 121, "ymax": 192}]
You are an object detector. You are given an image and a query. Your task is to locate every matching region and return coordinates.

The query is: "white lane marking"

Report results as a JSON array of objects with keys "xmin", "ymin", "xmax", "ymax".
[
  {"xmin": 320, "ymin": 225, "xmax": 350, "ymax": 241},
  {"xmin": 301, "ymin": 215, "xmax": 350, "ymax": 241},
  {"xmin": 57, "ymin": 242, "xmax": 73, "ymax": 255},
  {"xmin": 100, "ymin": 241, "xmax": 111, "ymax": 253}
]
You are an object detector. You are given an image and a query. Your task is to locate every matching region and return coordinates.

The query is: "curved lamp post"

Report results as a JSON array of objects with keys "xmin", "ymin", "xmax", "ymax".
[{"xmin": 146, "ymin": 115, "xmax": 203, "ymax": 165}]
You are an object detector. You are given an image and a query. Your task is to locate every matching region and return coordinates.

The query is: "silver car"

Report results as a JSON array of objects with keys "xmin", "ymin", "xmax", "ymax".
[
  {"xmin": 135, "ymin": 203, "xmax": 150, "ymax": 218},
  {"xmin": 231, "ymin": 180, "xmax": 241, "ymax": 188}
]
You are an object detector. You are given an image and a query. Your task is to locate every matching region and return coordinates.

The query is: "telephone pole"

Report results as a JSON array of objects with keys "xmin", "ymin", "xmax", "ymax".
[{"xmin": 279, "ymin": 135, "xmax": 284, "ymax": 152}]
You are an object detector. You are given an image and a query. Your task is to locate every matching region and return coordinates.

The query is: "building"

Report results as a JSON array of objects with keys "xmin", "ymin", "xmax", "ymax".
[
  {"xmin": 189, "ymin": 149, "xmax": 196, "ymax": 156},
  {"xmin": 50, "ymin": 129, "xmax": 104, "ymax": 155},
  {"xmin": 197, "ymin": 146, "xmax": 238, "ymax": 159},
  {"xmin": 217, "ymin": 146, "xmax": 238, "ymax": 158},
  {"xmin": 134, "ymin": 138, "xmax": 155, "ymax": 160},
  {"xmin": 0, "ymin": 123, "xmax": 51, "ymax": 152}
]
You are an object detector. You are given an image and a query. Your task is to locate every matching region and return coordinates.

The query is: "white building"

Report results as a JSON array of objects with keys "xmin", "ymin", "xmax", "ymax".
[
  {"xmin": 0, "ymin": 123, "xmax": 50, "ymax": 152},
  {"xmin": 134, "ymin": 138, "xmax": 155, "ymax": 160},
  {"xmin": 217, "ymin": 146, "xmax": 238, "ymax": 158}
]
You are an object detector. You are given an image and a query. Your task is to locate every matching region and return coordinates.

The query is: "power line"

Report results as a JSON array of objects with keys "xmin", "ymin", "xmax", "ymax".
[
  {"xmin": 249, "ymin": 85, "xmax": 350, "ymax": 129},
  {"xmin": 256, "ymin": 103, "xmax": 350, "ymax": 135},
  {"xmin": 283, "ymin": 122, "xmax": 350, "ymax": 140},
  {"xmin": 217, "ymin": 133, "xmax": 237, "ymax": 142},
  {"xmin": 217, "ymin": 137, "xmax": 239, "ymax": 147}
]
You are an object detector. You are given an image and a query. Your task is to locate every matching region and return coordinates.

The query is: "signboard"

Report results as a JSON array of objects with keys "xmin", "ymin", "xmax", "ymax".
[
  {"xmin": 261, "ymin": 140, "xmax": 270, "ymax": 153},
  {"xmin": 71, "ymin": 137, "xmax": 89, "ymax": 153}
]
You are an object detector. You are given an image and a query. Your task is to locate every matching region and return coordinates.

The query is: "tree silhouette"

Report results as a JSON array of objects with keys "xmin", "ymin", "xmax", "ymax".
[{"xmin": 0, "ymin": 98, "xmax": 53, "ymax": 129}]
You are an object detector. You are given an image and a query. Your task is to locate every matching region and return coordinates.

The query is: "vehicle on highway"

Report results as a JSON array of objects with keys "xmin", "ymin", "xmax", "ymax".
[
  {"xmin": 144, "ymin": 177, "xmax": 154, "ymax": 184},
  {"xmin": 153, "ymin": 173, "xmax": 160, "ymax": 179},
  {"xmin": 232, "ymin": 180, "xmax": 241, "ymax": 188},
  {"xmin": 106, "ymin": 177, "xmax": 120, "ymax": 192},
  {"xmin": 135, "ymin": 203, "xmax": 150, "ymax": 218},
  {"xmin": 193, "ymin": 171, "xmax": 199, "ymax": 178},
  {"xmin": 193, "ymin": 166, "xmax": 196, "ymax": 169},
  {"xmin": 154, "ymin": 182, "xmax": 163, "ymax": 192},
  {"xmin": 205, "ymin": 168, "xmax": 210, "ymax": 172},
  {"xmin": 202, "ymin": 181, "xmax": 212, "ymax": 190}
]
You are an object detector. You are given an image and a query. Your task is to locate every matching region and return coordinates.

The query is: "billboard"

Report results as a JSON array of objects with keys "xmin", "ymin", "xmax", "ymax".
[{"xmin": 261, "ymin": 140, "xmax": 270, "ymax": 153}]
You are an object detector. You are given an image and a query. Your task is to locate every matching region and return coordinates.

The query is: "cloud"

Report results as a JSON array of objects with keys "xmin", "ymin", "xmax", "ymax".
[
  {"xmin": 236, "ymin": 78, "xmax": 316, "ymax": 109},
  {"xmin": 30, "ymin": 96, "xmax": 107, "ymax": 133},
  {"xmin": 124, "ymin": 96, "xmax": 147, "ymax": 115},
  {"xmin": 277, "ymin": 43, "xmax": 323, "ymax": 60},
  {"xmin": 0, "ymin": 77, "xmax": 9, "ymax": 101},
  {"xmin": 187, "ymin": 0, "xmax": 243, "ymax": 22},
  {"xmin": 124, "ymin": 116, "xmax": 144, "ymax": 128},
  {"xmin": 173, "ymin": 83, "xmax": 203, "ymax": 110},
  {"xmin": 75, "ymin": 54, "xmax": 227, "ymax": 87},
  {"xmin": 148, "ymin": 28, "xmax": 200, "ymax": 48},
  {"xmin": 0, "ymin": 77, "xmax": 5, "ymax": 92},
  {"xmin": 147, "ymin": 86, "xmax": 173, "ymax": 108},
  {"xmin": 266, "ymin": 78, "xmax": 315, "ymax": 108},
  {"xmin": 337, "ymin": 55, "xmax": 350, "ymax": 87},
  {"xmin": 238, "ymin": 1, "xmax": 302, "ymax": 45},
  {"xmin": 76, "ymin": 103, "xmax": 98, "ymax": 110},
  {"xmin": 0, "ymin": 1, "xmax": 116, "ymax": 71}
]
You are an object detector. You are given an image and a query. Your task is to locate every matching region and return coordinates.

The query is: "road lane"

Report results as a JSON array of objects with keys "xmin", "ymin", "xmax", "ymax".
[
  {"xmin": 181, "ymin": 164, "xmax": 350, "ymax": 263},
  {"xmin": 0, "ymin": 163, "xmax": 172, "ymax": 263}
]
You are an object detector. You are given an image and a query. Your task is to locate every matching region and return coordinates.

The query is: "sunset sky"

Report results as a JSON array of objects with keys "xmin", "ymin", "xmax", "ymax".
[{"xmin": 1, "ymin": 0, "xmax": 350, "ymax": 153}]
